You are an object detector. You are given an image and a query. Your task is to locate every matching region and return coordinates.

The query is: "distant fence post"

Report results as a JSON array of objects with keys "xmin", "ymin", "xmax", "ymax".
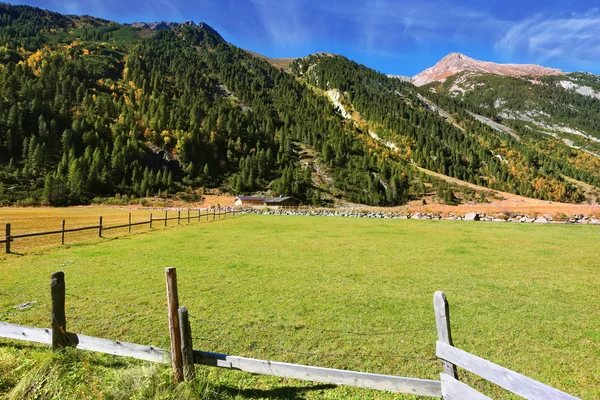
[
  {"xmin": 206, "ymin": 210, "xmax": 209, "ymax": 221},
  {"xmin": 197, "ymin": 210, "xmax": 200, "ymax": 222},
  {"xmin": 129, "ymin": 213, "xmax": 132, "ymax": 233},
  {"xmin": 61, "ymin": 220, "xmax": 65, "ymax": 245},
  {"xmin": 98, "ymin": 216, "xmax": 103, "ymax": 237},
  {"xmin": 434, "ymin": 291, "xmax": 458, "ymax": 379},
  {"xmin": 165, "ymin": 267, "xmax": 183, "ymax": 385},
  {"xmin": 187, "ymin": 209, "xmax": 190, "ymax": 223},
  {"xmin": 51, "ymin": 271, "xmax": 68, "ymax": 350},
  {"xmin": 178, "ymin": 210, "xmax": 181, "ymax": 225},
  {"xmin": 150, "ymin": 213, "xmax": 153, "ymax": 229},
  {"xmin": 178, "ymin": 306, "xmax": 196, "ymax": 381},
  {"xmin": 165, "ymin": 210, "xmax": 168, "ymax": 227},
  {"xmin": 5, "ymin": 223, "xmax": 11, "ymax": 254},
  {"xmin": 213, "ymin": 209, "xmax": 215, "ymax": 220}
]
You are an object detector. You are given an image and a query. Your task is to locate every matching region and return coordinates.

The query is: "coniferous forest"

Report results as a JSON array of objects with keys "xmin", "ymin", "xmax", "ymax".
[{"xmin": 0, "ymin": 3, "xmax": 599, "ymax": 207}]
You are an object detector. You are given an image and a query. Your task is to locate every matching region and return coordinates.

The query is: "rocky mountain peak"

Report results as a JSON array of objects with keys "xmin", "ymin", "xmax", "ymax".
[{"xmin": 412, "ymin": 52, "xmax": 563, "ymax": 86}]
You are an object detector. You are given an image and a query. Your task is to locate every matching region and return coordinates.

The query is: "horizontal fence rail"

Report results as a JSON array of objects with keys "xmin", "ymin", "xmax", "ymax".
[
  {"xmin": 436, "ymin": 341, "xmax": 578, "ymax": 400},
  {"xmin": 0, "ymin": 322, "xmax": 168, "ymax": 362},
  {"xmin": 0, "ymin": 322, "xmax": 441, "ymax": 397},
  {"xmin": 194, "ymin": 350, "xmax": 443, "ymax": 397},
  {"xmin": 0, "ymin": 208, "xmax": 236, "ymax": 253}
]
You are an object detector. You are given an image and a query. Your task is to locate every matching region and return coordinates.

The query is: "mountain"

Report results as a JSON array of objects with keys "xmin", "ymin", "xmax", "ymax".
[
  {"xmin": 0, "ymin": 3, "xmax": 598, "ymax": 208},
  {"xmin": 126, "ymin": 21, "xmax": 223, "ymax": 39},
  {"xmin": 412, "ymin": 52, "xmax": 563, "ymax": 86}
]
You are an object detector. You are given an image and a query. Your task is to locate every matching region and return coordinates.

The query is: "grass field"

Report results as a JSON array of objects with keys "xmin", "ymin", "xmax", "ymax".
[{"xmin": 0, "ymin": 214, "xmax": 599, "ymax": 399}]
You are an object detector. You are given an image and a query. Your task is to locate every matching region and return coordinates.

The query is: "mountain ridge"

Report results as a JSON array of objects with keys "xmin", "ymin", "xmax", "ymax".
[{"xmin": 412, "ymin": 52, "xmax": 564, "ymax": 86}]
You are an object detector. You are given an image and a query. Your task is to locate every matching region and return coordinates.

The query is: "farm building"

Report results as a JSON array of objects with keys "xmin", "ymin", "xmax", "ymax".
[{"xmin": 234, "ymin": 196, "xmax": 266, "ymax": 207}]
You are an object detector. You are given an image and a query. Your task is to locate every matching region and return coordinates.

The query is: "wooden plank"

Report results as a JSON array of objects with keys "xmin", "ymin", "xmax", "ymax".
[
  {"xmin": 178, "ymin": 307, "xmax": 196, "ymax": 381},
  {"xmin": 0, "ymin": 322, "xmax": 51, "ymax": 344},
  {"xmin": 440, "ymin": 373, "xmax": 491, "ymax": 400},
  {"xmin": 73, "ymin": 333, "xmax": 169, "ymax": 363},
  {"xmin": 165, "ymin": 267, "xmax": 183, "ymax": 384},
  {"xmin": 51, "ymin": 271, "xmax": 68, "ymax": 350},
  {"xmin": 193, "ymin": 351, "xmax": 442, "ymax": 397},
  {"xmin": 103, "ymin": 223, "xmax": 133, "ymax": 231},
  {"xmin": 62, "ymin": 226, "xmax": 100, "ymax": 234},
  {"xmin": 131, "ymin": 221, "xmax": 151, "ymax": 227},
  {"xmin": 0, "ymin": 322, "xmax": 167, "ymax": 363},
  {"xmin": 433, "ymin": 291, "xmax": 458, "ymax": 379},
  {"xmin": 436, "ymin": 342, "xmax": 579, "ymax": 400},
  {"xmin": 12, "ymin": 225, "xmax": 99, "ymax": 238},
  {"xmin": 98, "ymin": 216, "xmax": 103, "ymax": 237}
]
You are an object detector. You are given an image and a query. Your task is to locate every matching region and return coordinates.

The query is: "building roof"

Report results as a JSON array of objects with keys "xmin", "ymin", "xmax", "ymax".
[
  {"xmin": 264, "ymin": 196, "xmax": 300, "ymax": 204},
  {"xmin": 235, "ymin": 196, "xmax": 266, "ymax": 201}
]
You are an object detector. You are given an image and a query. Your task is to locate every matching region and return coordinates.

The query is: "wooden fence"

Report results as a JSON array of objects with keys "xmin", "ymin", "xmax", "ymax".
[
  {"xmin": 0, "ymin": 271, "xmax": 580, "ymax": 399},
  {"xmin": 0, "ymin": 208, "xmax": 236, "ymax": 254}
]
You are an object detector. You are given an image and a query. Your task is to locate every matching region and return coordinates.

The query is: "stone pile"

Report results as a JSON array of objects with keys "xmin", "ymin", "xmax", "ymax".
[{"xmin": 239, "ymin": 209, "xmax": 600, "ymax": 225}]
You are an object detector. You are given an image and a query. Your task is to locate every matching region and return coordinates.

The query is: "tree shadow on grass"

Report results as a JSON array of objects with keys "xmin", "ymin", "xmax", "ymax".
[{"xmin": 217, "ymin": 383, "xmax": 337, "ymax": 399}]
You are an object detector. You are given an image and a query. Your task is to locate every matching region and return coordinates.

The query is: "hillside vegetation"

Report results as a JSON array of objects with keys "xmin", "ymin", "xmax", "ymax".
[{"xmin": 0, "ymin": 4, "xmax": 599, "ymax": 207}]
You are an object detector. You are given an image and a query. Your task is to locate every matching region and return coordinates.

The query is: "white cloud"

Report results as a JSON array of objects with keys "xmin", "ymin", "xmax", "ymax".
[
  {"xmin": 249, "ymin": 0, "xmax": 312, "ymax": 45},
  {"xmin": 496, "ymin": 10, "xmax": 600, "ymax": 65}
]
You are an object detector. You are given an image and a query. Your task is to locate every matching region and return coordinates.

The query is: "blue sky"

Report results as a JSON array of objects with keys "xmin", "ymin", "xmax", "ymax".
[{"xmin": 11, "ymin": 0, "xmax": 600, "ymax": 76}]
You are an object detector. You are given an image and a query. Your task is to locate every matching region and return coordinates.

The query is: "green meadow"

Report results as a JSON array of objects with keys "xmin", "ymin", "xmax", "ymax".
[{"xmin": 0, "ymin": 214, "xmax": 598, "ymax": 399}]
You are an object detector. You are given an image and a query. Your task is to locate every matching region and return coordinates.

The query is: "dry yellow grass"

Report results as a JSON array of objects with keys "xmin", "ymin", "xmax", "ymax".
[{"xmin": 0, "ymin": 206, "xmax": 222, "ymax": 254}]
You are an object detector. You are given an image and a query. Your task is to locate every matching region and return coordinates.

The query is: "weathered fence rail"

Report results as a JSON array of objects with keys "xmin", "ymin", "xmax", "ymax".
[
  {"xmin": 0, "ymin": 208, "xmax": 236, "ymax": 254},
  {"xmin": 0, "ymin": 271, "xmax": 581, "ymax": 399},
  {"xmin": 436, "ymin": 341, "xmax": 578, "ymax": 400}
]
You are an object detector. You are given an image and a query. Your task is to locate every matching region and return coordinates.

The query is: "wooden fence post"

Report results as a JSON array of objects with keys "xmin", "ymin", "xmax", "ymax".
[
  {"xmin": 187, "ymin": 209, "xmax": 190, "ymax": 223},
  {"xmin": 206, "ymin": 210, "xmax": 209, "ymax": 221},
  {"xmin": 129, "ymin": 213, "xmax": 132, "ymax": 233},
  {"xmin": 5, "ymin": 223, "xmax": 11, "ymax": 254},
  {"xmin": 51, "ymin": 271, "xmax": 68, "ymax": 350},
  {"xmin": 197, "ymin": 210, "xmax": 200, "ymax": 222},
  {"xmin": 98, "ymin": 216, "xmax": 103, "ymax": 237},
  {"xmin": 61, "ymin": 220, "xmax": 65, "ymax": 245},
  {"xmin": 434, "ymin": 291, "xmax": 458, "ymax": 379},
  {"xmin": 178, "ymin": 306, "xmax": 196, "ymax": 381},
  {"xmin": 165, "ymin": 210, "xmax": 168, "ymax": 227},
  {"xmin": 178, "ymin": 210, "xmax": 181, "ymax": 224},
  {"xmin": 150, "ymin": 213, "xmax": 153, "ymax": 229},
  {"xmin": 213, "ymin": 209, "xmax": 215, "ymax": 220},
  {"xmin": 165, "ymin": 267, "xmax": 183, "ymax": 384}
]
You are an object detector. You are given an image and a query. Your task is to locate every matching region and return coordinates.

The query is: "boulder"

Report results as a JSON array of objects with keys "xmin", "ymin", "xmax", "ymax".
[
  {"xmin": 534, "ymin": 217, "xmax": 548, "ymax": 224},
  {"xmin": 464, "ymin": 212, "xmax": 480, "ymax": 221}
]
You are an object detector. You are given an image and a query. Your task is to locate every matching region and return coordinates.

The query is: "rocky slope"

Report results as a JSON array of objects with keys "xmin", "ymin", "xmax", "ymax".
[{"xmin": 412, "ymin": 52, "xmax": 563, "ymax": 86}]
